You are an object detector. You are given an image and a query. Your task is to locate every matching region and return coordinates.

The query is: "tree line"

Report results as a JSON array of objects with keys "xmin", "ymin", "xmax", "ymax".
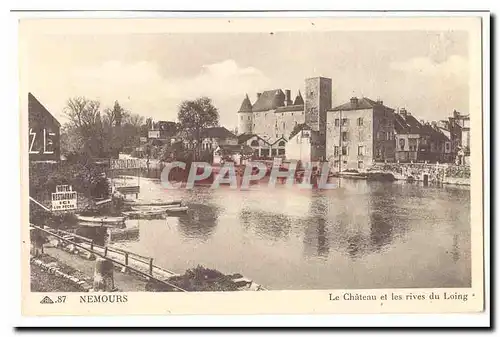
[{"xmin": 60, "ymin": 96, "xmax": 220, "ymax": 161}]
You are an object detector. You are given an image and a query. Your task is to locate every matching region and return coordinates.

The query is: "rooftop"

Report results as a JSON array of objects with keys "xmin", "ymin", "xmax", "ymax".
[
  {"xmin": 331, "ymin": 97, "xmax": 394, "ymax": 112},
  {"xmin": 201, "ymin": 127, "xmax": 237, "ymax": 139},
  {"xmin": 252, "ymin": 89, "xmax": 285, "ymax": 112}
]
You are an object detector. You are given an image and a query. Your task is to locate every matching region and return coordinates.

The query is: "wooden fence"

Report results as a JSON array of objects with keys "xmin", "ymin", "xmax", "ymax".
[{"xmin": 31, "ymin": 224, "xmax": 186, "ymax": 292}]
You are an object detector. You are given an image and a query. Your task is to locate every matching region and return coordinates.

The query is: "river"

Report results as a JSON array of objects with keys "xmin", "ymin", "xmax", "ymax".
[{"xmin": 117, "ymin": 178, "xmax": 471, "ymax": 290}]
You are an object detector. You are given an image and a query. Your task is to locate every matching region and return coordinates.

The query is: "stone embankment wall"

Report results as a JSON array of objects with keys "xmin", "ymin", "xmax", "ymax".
[{"xmin": 370, "ymin": 162, "xmax": 470, "ymax": 186}]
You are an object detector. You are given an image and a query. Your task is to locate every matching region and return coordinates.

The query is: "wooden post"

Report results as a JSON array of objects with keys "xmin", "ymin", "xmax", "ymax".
[
  {"xmin": 149, "ymin": 258, "xmax": 154, "ymax": 275},
  {"xmin": 104, "ymin": 246, "xmax": 108, "ymax": 257},
  {"xmin": 90, "ymin": 240, "xmax": 94, "ymax": 251},
  {"xmin": 121, "ymin": 252, "xmax": 129, "ymax": 273}
]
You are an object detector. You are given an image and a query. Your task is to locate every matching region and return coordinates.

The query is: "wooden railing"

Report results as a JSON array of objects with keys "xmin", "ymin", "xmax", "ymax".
[{"xmin": 31, "ymin": 224, "xmax": 185, "ymax": 292}]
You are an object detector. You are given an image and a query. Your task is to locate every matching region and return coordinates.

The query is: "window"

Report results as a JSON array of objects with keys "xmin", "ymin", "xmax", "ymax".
[
  {"xmin": 279, "ymin": 141, "xmax": 286, "ymax": 147},
  {"xmin": 248, "ymin": 116, "xmax": 251, "ymax": 121},
  {"xmin": 250, "ymin": 140, "xmax": 259, "ymax": 147},
  {"xmin": 358, "ymin": 161, "xmax": 364, "ymax": 169},
  {"xmin": 342, "ymin": 118, "xmax": 348, "ymax": 126},
  {"xmin": 358, "ymin": 145, "xmax": 364, "ymax": 156},
  {"xmin": 342, "ymin": 131, "xmax": 348, "ymax": 142},
  {"xmin": 342, "ymin": 146, "xmax": 348, "ymax": 155},
  {"xmin": 282, "ymin": 122, "xmax": 286, "ymax": 129},
  {"xmin": 357, "ymin": 117, "xmax": 364, "ymax": 126},
  {"xmin": 335, "ymin": 119, "xmax": 340, "ymax": 126},
  {"xmin": 334, "ymin": 146, "xmax": 339, "ymax": 156},
  {"xmin": 278, "ymin": 148, "xmax": 285, "ymax": 155},
  {"xmin": 399, "ymin": 138, "xmax": 405, "ymax": 150},
  {"xmin": 295, "ymin": 121, "xmax": 298, "ymax": 127}
]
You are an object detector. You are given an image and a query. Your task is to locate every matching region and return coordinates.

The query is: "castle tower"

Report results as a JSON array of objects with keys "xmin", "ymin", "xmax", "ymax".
[
  {"xmin": 237, "ymin": 94, "xmax": 253, "ymax": 134},
  {"xmin": 304, "ymin": 77, "xmax": 332, "ymax": 134},
  {"xmin": 304, "ymin": 77, "xmax": 332, "ymax": 160}
]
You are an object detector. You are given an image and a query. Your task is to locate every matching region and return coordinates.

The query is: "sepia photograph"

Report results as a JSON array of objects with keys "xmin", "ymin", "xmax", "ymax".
[{"xmin": 18, "ymin": 13, "xmax": 486, "ymax": 316}]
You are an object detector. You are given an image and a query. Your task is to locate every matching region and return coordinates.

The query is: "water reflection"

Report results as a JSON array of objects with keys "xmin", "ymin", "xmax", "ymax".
[
  {"xmin": 120, "ymin": 178, "xmax": 471, "ymax": 289},
  {"xmin": 240, "ymin": 209, "xmax": 293, "ymax": 241},
  {"xmin": 177, "ymin": 203, "xmax": 220, "ymax": 241}
]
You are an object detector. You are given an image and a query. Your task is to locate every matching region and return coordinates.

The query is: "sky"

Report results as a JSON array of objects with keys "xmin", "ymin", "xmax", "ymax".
[{"xmin": 21, "ymin": 27, "xmax": 469, "ymax": 130}]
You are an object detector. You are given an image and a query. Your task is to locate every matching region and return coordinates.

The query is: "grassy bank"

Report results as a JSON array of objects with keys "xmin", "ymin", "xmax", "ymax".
[{"xmin": 30, "ymin": 263, "xmax": 82, "ymax": 292}]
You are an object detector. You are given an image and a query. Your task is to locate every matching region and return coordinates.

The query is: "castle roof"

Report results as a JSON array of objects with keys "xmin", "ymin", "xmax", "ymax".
[
  {"xmin": 252, "ymin": 89, "xmax": 285, "ymax": 112},
  {"xmin": 331, "ymin": 97, "xmax": 394, "ymax": 112},
  {"xmin": 238, "ymin": 94, "xmax": 253, "ymax": 113},
  {"xmin": 293, "ymin": 91, "xmax": 304, "ymax": 105}
]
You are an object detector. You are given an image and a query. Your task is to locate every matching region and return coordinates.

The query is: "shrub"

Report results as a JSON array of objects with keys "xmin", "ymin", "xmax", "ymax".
[{"xmin": 146, "ymin": 265, "xmax": 240, "ymax": 292}]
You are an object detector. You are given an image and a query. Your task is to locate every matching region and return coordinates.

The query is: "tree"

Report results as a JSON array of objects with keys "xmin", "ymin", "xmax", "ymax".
[
  {"xmin": 103, "ymin": 100, "xmax": 127, "ymax": 127},
  {"xmin": 177, "ymin": 97, "xmax": 219, "ymax": 159},
  {"xmin": 63, "ymin": 97, "xmax": 105, "ymax": 158}
]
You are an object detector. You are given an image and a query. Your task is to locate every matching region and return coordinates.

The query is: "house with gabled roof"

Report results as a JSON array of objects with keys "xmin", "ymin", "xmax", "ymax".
[
  {"xmin": 393, "ymin": 108, "xmax": 422, "ymax": 163},
  {"xmin": 326, "ymin": 96, "xmax": 396, "ymax": 171}
]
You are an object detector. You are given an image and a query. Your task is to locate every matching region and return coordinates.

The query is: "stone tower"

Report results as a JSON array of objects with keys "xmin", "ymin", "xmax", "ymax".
[
  {"xmin": 237, "ymin": 94, "xmax": 253, "ymax": 134},
  {"xmin": 304, "ymin": 77, "xmax": 332, "ymax": 134},
  {"xmin": 304, "ymin": 77, "xmax": 332, "ymax": 160}
]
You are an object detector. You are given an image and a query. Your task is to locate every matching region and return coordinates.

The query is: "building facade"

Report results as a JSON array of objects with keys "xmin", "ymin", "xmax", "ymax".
[
  {"xmin": 394, "ymin": 108, "xmax": 421, "ymax": 163},
  {"xmin": 285, "ymin": 124, "xmax": 323, "ymax": 163},
  {"xmin": 28, "ymin": 93, "xmax": 61, "ymax": 162},
  {"xmin": 326, "ymin": 97, "xmax": 396, "ymax": 171}
]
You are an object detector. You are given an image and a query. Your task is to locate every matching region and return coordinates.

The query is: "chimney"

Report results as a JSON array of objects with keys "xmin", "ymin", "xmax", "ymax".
[
  {"xmin": 350, "ymin": 97, "xmax": 358, "ymax": 105},
  {"xmin": 257, "ymin": 92, "xmax": 262, "ymax": 100},
  {"xmin": 399, "ymin": 108, "xmax": 407, "ymax": 117},
  {"xmin": 285, "ymin": 89, "xmax": 291, "ymax": 106},
  {"xmin": 431, "ymin": 121, "xmax": 437, "ymax": 127},
  {"xmin": 377, "ymin": 99, "xmax": 384, "ymax": 105}
]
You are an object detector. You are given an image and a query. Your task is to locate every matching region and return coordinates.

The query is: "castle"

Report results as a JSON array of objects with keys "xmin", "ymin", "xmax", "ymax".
[
  {"xmin": 237, "ymin": 76, "xmax": 461, "ymax": 168},
  {"xmin": 237, "ymin": 77, "xmax": 332, "ymax": 142}
]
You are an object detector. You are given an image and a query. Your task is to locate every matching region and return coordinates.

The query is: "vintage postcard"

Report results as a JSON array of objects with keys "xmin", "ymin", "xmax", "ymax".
[{"xmin": 19, "ymin": 12, "xmax": 487, "ymax": 317}]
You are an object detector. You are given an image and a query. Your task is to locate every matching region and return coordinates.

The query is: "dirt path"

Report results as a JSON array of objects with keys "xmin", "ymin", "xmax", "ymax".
[{"xmin": 43, "ymin": 247, "xmax": 148, "ymax": 291}]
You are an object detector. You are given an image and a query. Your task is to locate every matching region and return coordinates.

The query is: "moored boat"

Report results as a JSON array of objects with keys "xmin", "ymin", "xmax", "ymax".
[
  {"xmin": 165, "ymin": 206, "xmax": 189, "ymax": 213},
  {"xmin": 77, "ymin": 215, "xmax": 126, "ymax": 224}
]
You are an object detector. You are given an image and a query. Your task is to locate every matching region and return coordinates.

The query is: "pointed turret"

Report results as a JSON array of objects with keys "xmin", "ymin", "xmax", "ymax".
[
  {"xmin": 238, "ymin": 94, "xmax": 253, "ymax": 113},
  {"xmin": 293, "ymin": 90, "xmax": 304, "ymax": 105}
]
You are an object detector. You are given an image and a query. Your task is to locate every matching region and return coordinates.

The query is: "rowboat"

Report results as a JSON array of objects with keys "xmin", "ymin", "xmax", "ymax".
[
  {"xmin": 77, "ymin": 215, "xmax": 126, "ymax": 224},
  {"xmin": 124, "ymin": 199, "xmax": 182, "ymax": 207},
  {"xmin": 122, "ymin": 209, "xmax": 165, "ymax": 219},
  {"xmin": 165, "ymin": 206, "xmax": 189, "ymax": 213}
]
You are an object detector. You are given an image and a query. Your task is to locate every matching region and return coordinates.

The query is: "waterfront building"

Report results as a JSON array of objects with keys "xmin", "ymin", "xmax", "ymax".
[
  {"xmin": 326, "ymin": 97, "xmax": 396, "ymax": 171},
  {"xmin": 180, "ymin": 126, "xmax": 238, "ymax": 151},
  {"xmin": 213, "ymin": 144, "xmax": 254, "ymax": 165},
  {"xmin": 448, "ymin": 110, "xmax": 470, "ymax": 164},
  {"xmin": 28, "ymin": 93, "xmax": 61, "ymax": 162},
  {"xmin": 285, "ymin": 123, "xmax": 324, "ymax": 163},
  {"xmin": 393, "ymin": 108, "xmax": 422, "ymax": 163},
  {"xmin": 237, "ymin": 134, "xmax": 270, "ymax": 157},
  {"xmin": 418, "ymin": 122, "xmax": 452, "ymax": 163}
]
